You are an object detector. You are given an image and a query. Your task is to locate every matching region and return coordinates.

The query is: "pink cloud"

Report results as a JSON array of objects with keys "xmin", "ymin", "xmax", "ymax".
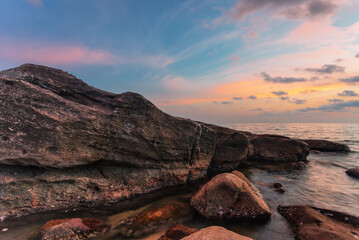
[
  {"xmin": 0, "ymin": 40, "xmax": 127, "ymax": 65},
  {"xmin": 161, "ymin": 75, "xmax": 194, "ymax": 92}
]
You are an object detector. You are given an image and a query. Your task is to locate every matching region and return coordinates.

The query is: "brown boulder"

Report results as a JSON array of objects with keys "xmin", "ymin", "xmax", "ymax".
[
  {"xmin": 190, "ymin": 173, "xmax": 271, "ymax": 220},
  {"xmin": 41, "ymin": 218, "xmax": 108, "ymax": 240},
  {"xmin": 248, "ymin": 134, "xmax": 310, "ymax": 163},
  {"xmin": 301, "ymin": 139, "xmax": 350, "ymax": 152},
  {"xmin": 158, "ymin": 224, "xmax": 197, "ymax": 240},
  {"xmin": 346, "ymin": 167, "xmax": 359, "ymax": 179},
  {"xmin": 181, "ymin": 226, "xmax": 253, "ymax": 240},
  {"xmin": 278, "ymin": 205, "xmax": 359, "ymax": 240},
  {"xmin": 0, "ymin": 64, "xmax": 216, "ymax": 221},
  {"xmin": 113, "ymin": 202, "xmax": 193, "ymax": 238},
  {"xmin": 204, "ymin": 124, "xmax": 252, "ymax": 173}
]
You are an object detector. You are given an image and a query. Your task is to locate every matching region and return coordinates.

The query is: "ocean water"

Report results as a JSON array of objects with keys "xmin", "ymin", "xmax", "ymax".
[{"xmin": 1, "ymin": 123, "xmax": 358, "ymax": 240}]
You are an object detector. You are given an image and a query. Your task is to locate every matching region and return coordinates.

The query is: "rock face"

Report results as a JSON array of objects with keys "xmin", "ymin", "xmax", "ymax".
[
  {"xmin": 278, "ymin": 205, "xmax": 359, "ymax": 240},
  {"xmin": 158, "ymin": 224, "xmax": 197, "ymax": 240},
  {"xmin": 113, "ymin": 202, "xmax": 193, "ymax": 238},
  {"xmin": 204, "ymin": 124, "xmax": 252, "ymax": 174},
  {"xmin": 41, "ymin": 218, "xmax": 108, "ymax": 240},
  {"xmin": 190, "ymin": 173, "xmax": 271, "ymax": 220},
  {"xmin": 248, "ymin": 134, "xmax": 310, "ymax": 163},
  {"xmin": 301, "ymin": 139, "xmax": 350, "ymax": 152},
  {"xmin": 181, "ymin": 226, "xmax": 253, "ymax": 240},
  {"xmin": 346, "ymin": 167, "xmax": 359, "ymax": 179},
  {"xmin": 0, "ymin": 64, "xmax": 217, "ymax": 221}
]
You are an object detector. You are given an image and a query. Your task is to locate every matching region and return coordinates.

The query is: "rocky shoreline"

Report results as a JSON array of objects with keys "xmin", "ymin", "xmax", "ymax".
[{"xmin": 0, "ymin": 64, "xmax": 357, "ymax": 240}]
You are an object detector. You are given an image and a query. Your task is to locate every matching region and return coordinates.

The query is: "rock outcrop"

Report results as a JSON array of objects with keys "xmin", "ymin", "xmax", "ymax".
[
  {"xmin": 0, "ymin": 64, "xmax": 216, "ymax": 221},
  {"xmin": 301, "ymin": 139, "xmax": 350, "ymax": 152},
  {"xmin": 248, "ymin": 134, "xmax": 310, "ymax": 163},
  {"xmin": 204, "ymin": 124, "xmax": 252, "ymax": 174},
  {"xmin": 278, "ymin": 205, "xmax": 359, "ymax": 240},
  {"xmin": 41, "ymin": 218, "xmax": 108, "ymax": 240},
  {"xmin": 158, "ymin": 224, "xmax": 197, "ymax": 240},
  {"xmin": 190, "ymin": 173, "xmax": 271, "ymax": 220},
  {"xmin": 181, "ymin": 226, "xmax": 253, "ymax": 240},
  {"xmin": 346, "ymin": 167, "xmax": 359, "ymax": 179}
]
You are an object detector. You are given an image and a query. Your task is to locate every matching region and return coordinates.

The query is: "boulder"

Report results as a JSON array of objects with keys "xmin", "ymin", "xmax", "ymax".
[
  {"xmin": 204, "ymin": 124, "xmax": 252, "ymax": 174},
  {"xmin": 113, "ymin": 202, "xmax": 193, "ymax": 238},
  {"xmin": 301, "ymin": 139, "xmax": 350, "ymax": 152},
  {"xmin": 278, "ymin": 205, "xmax": 359, "ymax": 240},
  {"xmin": 41, "ymin": 218, "xmax": 108, "ymax": 240},
  {"xmin": 346, "ymin": 167, "xmax": 359, "ymax": 179},
  {"xmin": 190, "ymin": 173, "xmax": 271, "ymax": 220},
  {"xmin": 0, "ymin": 64, "xmax": 216, "ymax": 221},
  {"xmin": 248, "ymin": 134, "xmax": 310, "ymax": 163},
  {"xmin": 181, "ymin": 226, "xmax": 253, "ymax": 240},
  {"xmin": 158, "ymin": 224, "xmax": 197, "ymax": 240}
]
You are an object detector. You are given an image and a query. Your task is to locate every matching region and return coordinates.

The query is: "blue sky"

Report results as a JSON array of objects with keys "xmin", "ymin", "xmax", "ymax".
[{"xmin": 1, "ymin": 0, "xmax": 359, "ymax": 123}]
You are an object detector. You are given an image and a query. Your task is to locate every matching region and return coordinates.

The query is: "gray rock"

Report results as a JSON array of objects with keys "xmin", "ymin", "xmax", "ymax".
[{"xmin": 300, "ymin": 139, "xmax": 350, "ymax": 152}]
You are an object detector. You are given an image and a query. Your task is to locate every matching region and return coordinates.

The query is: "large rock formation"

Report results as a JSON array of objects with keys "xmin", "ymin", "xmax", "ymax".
[
  {"xmin": 300, "ymin": 139, "xmax": 350, "ymax": 152},
  {"xmin": 0, "ymin": 64, "xmax": 217, "ymax": 221},
  {"xmin": 247, "ymin": 134, "xmax": 310, "ymax": 164},
  {"xmin": 190, "ymin": 173, "xmax": 271, "ymax": 220},
  {"xmin": 181, "ymin": 226, "xmax": 253, "ymax": 240},
  {"xmin": 278, "ymin": 205, "xmax": 359, "ymax": 240},
  {"xmin": 204, "ymin": 124, "xmax": 252, "ymax": 174},
  {"xmin": 346, "ymin": 167, "xmax": 359, "ymax": 179}
]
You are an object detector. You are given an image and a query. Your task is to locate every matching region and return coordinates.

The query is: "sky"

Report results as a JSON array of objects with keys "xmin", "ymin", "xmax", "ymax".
[{"xmin": 0, "ymin": 0, "xmax": 359, "ymax": 123}]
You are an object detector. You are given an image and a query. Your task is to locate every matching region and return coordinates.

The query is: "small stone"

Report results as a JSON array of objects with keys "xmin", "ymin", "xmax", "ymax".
[{"xmin": 2, "ymin": 228, "xmax": 8, "ymax": 232}]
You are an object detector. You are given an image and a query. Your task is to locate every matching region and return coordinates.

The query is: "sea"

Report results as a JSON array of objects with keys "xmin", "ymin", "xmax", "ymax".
[{"xmin": 1, "ymin": 123, "xmax": 358, "ymax": 240}]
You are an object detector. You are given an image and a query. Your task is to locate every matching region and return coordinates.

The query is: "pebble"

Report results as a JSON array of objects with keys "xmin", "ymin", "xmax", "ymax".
[{"xmin": 2, "ymin": 228, "xmax": 8, "ymax": 232}]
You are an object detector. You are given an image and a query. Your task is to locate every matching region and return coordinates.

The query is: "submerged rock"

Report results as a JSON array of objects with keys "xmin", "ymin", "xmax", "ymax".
[
  {"xmin": 181, "ymin": 226, "xmax": 253, "ymax": 240},
  {"xmin": 346, "ymin": 167, "xmax": 359, "ymax": 179},
  {"xmin": 204, "ymin": 124, "xmax": 252, "ymax": 174},
  {"xmin": 158, "ymin": 224, "xmax": 197, "ymax": 240},
  {"xmin": 113, "ymin": 202, "xmax": 193, "ymax": 238},
  {"xmin": 301, "ymin": 139, "xmax": 350, "ymax": 152},
  {"xmin": 248, "ymin": 134, "xmax": 310, "ymax": 163},
  {"xmin": 190, "ymin": 173, "xmax": 271, "ymax": 220},
  {"xmin": 0, "ymin": 64, "xmax": 216, "ymax": 220},
  {"xmin": 272, "ymin": 182, "xmax": 286, "ymax": 193},
  {"xmin": 41, "ymin": 218, "xmax": 108, "ymax": 240},
  {"xmin": 293, "ymin": 161, "xmax": 306, "ymax": 170},
  {"xmin": 278, "ymin": 205, "xmax": 359, "ymax": 240}
]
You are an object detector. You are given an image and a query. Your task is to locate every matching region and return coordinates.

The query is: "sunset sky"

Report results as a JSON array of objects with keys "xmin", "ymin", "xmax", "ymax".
[{"xmin": 1, "ymin": 0, "xmax": 359, "ymax": 123}]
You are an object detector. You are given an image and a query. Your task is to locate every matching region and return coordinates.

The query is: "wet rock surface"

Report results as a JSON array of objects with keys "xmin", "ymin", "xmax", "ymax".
[
  {"xmin": 278, "ymin": 205, "xmax": 359, "ymax": 240},
  {"xmin": 113, "ymin": 201, "xmax": 193, "ymax": 238},
  {"xmin": 301, "ymin": 139, "xmax": 350, "ymax": 152},
  {"xmin": 41, "ymin": 218, "xmax": 108, "ymax": 240},
  {"xmin": 158, "ymin": 224, "xmax": 197, "ymax": 240},
  {"xmin": 190, "ymin": 173, "xmax": 271, "ymax": 220},
  {"xmin": 181, "ymin": 226, "xmax": 253, "ymax": 240},
  {"xmin": 346, "ymin": 167, "xmax": 359, "ymax": 179},
  {"xmin": 0, "ymin": 64, "xmax": 216, "ymax": 221}
]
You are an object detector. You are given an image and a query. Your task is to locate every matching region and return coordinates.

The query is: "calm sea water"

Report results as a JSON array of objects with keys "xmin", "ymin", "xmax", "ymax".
[{"xmin": 1, "ymin": 123, "xmax": 358, "ymax": 240}]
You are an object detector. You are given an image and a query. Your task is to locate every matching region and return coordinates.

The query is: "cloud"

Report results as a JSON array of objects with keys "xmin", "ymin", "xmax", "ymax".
[
  {"xmin": 299, "ymin": 100, "xmax": 359, "ymax": 112},
  {"xmin": 248, "ymin": 95, "xmax": 257, "ymax": 99},
  {"xmin": 302, "ymin": 64, "xmax": 345, "ymax": 74},
  {"xmin": 339, "ymin": 76, "xmax": 359, "ymax": 83},
  {"xmin": 272, "ymin": 91, "xmax": 288, "ymax": 96},
  {"xmin": 226, "ymin": 0, "xmax": 339, "ymax": 22},
  {"xmin": 300, "ymin": 89, "xmax": 318, "ymax": 94},
  {"xmin": 291, "ymin": 98, "xmax": 307, "ymax": 104},
  {"xmin": 356, "ymin": 53, "xmax": 359, "ymax": 58},
  {"xmin": 26, "ymin": 0, "xmax": 42, "ymax": 7},
  {"xmin": 280, "ymin": 96, "xmax": 290, "ymax": 100},
  {"xmin": 230, "ymin": 54, "xmax": 241, "ymax": 63},
  {"xmin": 213, "ymin": 101, "xmax": 233, "ymax": 105},
  {"xmin": 139, "ymin": 54, "xmax": 177, "ymax": 68},
  {"xmin": 337, "ymin": 90, "xmax": 358, "ymax": 97},
  {"xmin": 161, "ymin": 75, "xmax": 194, "ymax": 92},
  {"xmin": 0, "ymin": 40, "xmax": 127, "ymax": 65},
  {"xmin": 261, "ymin": 72, "xmax": 306, "ymax": 83},
  {"xmin": 233, "ymin": 97, "xmax": 243, "ymax": 100},
  {"xmin": 328, "ymin": 98, "xmax": 344, "ymax": 103},
  {"xmin": 252, "ymin": 108, "xmax": 263, "ymax": 111}
]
